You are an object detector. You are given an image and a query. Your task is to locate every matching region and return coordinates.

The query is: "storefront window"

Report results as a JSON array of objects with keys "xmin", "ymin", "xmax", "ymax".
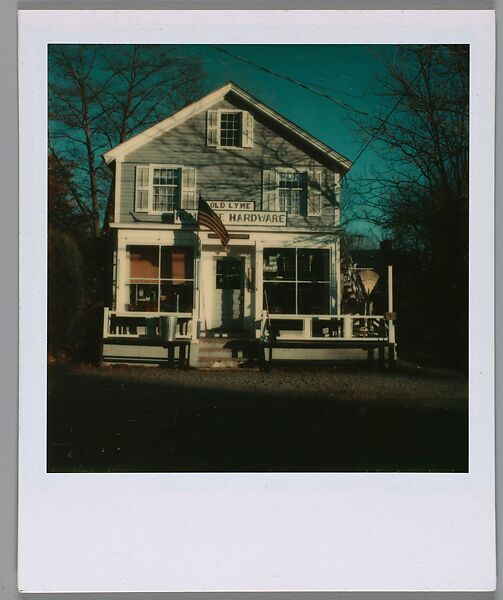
[
  {"xmin": 263, "ymin": 248, "xmax": 330, "ymax": 315},
  {"xmin": 127, "ymin": 245, "xmax": 194, "ymax": 312}
]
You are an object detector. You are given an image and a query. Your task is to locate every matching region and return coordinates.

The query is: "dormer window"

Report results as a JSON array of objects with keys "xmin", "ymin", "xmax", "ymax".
[{"xmin": 207, "ymin": 109, "xmax": 254, "ymax": 149}]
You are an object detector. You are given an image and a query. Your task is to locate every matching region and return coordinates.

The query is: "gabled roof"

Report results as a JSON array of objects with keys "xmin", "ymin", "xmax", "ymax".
[{"xmin": 102, "ymin": 82, "xmax": 352, "ymax": 172}]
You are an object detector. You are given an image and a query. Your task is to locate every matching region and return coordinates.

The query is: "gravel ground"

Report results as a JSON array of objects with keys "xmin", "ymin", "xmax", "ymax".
[
  {"xmin": 72, "ymin": 361, "xmax": 467, "ymax": 406},
  {"xmin": 47, "ymin": 362, "xmax": 468, "ymax": 473}
]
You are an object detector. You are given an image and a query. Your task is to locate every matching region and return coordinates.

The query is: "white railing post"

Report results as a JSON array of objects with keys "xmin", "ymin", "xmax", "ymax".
[
  {"xmin": 343, "ymin": 315, "xmax": 353, "ymax": 340},
  {"xmin": 303, "ymin": 317, "xmax": 311, "ymax": 338},
  {"xmin": 103, "ymin": 307, "xmax": 109, "ymax": 339}
]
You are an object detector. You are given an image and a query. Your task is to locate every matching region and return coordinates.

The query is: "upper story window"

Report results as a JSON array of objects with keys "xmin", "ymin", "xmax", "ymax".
[
  {"xmin": 206, "ymin": 109, "xmax": 254, "ymax": 149},
  {"xmin": 278, "ymin": 171, "xmax": 306, "ymax": 215},
  {"xmin": 220, "ymin": 112, "xmax": 241, "ymax": 147},
  {"xmin": 135, "ymin": 165, "xmax": 197, "ymax": 214},
  {"xmin": 152, "ymin": 168, "xmax": 180, "ymax": 212},
  {"xmin": 261, "ymin": 168, "xmax": 336, "ymax": 219}
]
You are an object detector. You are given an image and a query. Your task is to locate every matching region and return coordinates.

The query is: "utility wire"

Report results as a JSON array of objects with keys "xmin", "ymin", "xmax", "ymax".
[
  {"xmin": 210, "ymin": 45, "xmax": 369, "ymax": 118},
  {"xmin": 347, "ymin": 61, "xmax": 427, "ymax": 174},
  {"xmin": 210, "ymin": 44, "xmax": 429, "ymax": 178}
]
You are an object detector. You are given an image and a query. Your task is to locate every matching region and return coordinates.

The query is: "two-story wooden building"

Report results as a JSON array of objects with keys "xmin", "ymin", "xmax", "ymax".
[{"xmin": 101, "ymin": 82, "xmax": 395, "ymax": 367}]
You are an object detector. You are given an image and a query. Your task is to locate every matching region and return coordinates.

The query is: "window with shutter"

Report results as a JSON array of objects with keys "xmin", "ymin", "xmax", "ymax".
[
  {"xmin": 134, "ymin": 164, "xmax": 194, "ymax": 214},
  {"xmin": 206, "ymin": 109, "xmax": 254, "ymax": 149}
]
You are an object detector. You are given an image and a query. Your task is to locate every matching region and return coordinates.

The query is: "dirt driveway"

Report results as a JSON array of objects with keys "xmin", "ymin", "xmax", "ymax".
[{"xmin": 47, "ymin": 362, "xmax": 468, "ymax": 473}]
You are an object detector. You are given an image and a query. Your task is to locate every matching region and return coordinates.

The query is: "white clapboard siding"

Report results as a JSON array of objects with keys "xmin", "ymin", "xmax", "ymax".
[
  {"xmin": 262, "ymin": 169, "xmax": 278, "ymax": 211},
  {"xmin": 307, "ymin": 168, "xmax": 323, "ymax": 217},
  {"xmin": 206, "ymin": 110, "xmax": 219, "ymax": 147},
  {"xmin": 135, "ymin": 165, "xmax": 150, "ymax": 212},
  {"xmin": 241, "ymin": 111, "xmax": 254, "ymax": 148},
  {"xmin": 181, "ymin": 167, "xmax": 197, "ymax": 209}
]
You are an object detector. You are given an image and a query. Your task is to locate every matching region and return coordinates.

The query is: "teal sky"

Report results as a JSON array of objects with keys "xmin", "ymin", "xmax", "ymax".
[
  {"xmin": 50, "ymin": 44, "xmax": 406, "ymax": 240},
  {"xmin": 180, "ymin": 44, "xmax": 399, "ymax": 239},
  {"xmin": 184, "ymin": 44, "xmax": 395, "ymax": 165}
]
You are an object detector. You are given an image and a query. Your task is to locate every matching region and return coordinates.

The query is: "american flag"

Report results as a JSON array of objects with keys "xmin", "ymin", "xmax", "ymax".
[{"xmin": 197, "ymin": 194, "xmax": 230, "ymax": 247}]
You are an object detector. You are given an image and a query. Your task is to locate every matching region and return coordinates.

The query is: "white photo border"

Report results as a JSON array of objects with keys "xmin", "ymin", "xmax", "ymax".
[{"xmin": 18, "ymin": 10, "xmax": 495, "ymax": 592}]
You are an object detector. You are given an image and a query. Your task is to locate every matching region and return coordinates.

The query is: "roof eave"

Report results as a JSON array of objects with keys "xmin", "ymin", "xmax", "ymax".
[{"xmin": 102, "ymin": 81, "xmax": 353, "ymax": 173}]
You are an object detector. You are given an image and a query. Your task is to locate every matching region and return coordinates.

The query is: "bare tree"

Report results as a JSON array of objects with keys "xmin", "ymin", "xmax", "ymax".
[
  {"xmin": 351, "ymin": 45, "xmax": 469, "ymax": 362},
  {"xmin": 353, "ymin": 45, "xmax": 468, "ymax": 253},
  {"xmin": 49, "ymin": 44, "xmax": 206, "ymax": 237}
]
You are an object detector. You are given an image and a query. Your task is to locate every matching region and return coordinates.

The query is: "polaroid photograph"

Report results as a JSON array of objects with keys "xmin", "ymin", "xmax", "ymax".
[{"xmin": 18, "ymin": 9, "xmax": 495, "ymax": 592}]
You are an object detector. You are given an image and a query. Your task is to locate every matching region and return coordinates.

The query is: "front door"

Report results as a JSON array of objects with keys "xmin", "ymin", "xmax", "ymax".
[{"xmin": 212, "ymin": 256, "xmax": 244, "ymax": 331}]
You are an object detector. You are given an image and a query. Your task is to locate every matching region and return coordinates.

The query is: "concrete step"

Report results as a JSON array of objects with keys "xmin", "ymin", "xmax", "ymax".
[
  {"xmin": 197, "ymin": 337, "xmax": 259, "ymax": 368},
  {"xmin": 197, "ymin": 357, "xmax": 257, "ymax": 369}
]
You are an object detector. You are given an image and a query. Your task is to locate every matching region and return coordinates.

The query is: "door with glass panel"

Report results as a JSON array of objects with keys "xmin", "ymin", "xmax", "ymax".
[{"xmin": 211, "ymin": 256, "xmax": 244, "ymax": 330}]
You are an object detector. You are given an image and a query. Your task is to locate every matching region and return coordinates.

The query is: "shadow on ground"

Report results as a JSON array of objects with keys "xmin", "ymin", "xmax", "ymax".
[{"xmin": 47, "ymin": 364, "xmax": 468, "ymax": 473}]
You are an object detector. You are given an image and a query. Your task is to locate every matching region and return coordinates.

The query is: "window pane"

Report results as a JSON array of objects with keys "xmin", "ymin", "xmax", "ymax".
[
  {"xmin": 263, "ymin": 248, "xmax": 296, "ymax": 281},
  {"xmin": 152, "ymin": 168, "xmax": 179, "ymax": 211},
  {"xmin": 278, "ymin": 172, "xmax": 305, "ymax": 215},
  {"xmin": 298, "ymin": 283, "xmax": 330, "ymax": 315},
  {"xmin": 153, "ymin": 187, "xmax": 177, "ymax": 212},
  {"xmin": 129, "ymin": 246, "xmax": 159, "ymax": 279},
  {"xmin": 216, "ymin": 257, "xmax": 242, "ymax": 290},
  {"xmin": 220, "ymin": 112, "xmax": 241, "ymax": 147},
  {"xmin": 264, "ymin": 282, "xmax": 296, "ymax": 314},
  {"xmin": 127, "ymin": 283, "xmax": 158, "ymax": 312},
  {"xmin": 160, "ymin": 247, "xmax": 194, "ymax": 280},
  {"xmin": 160, "ymin": 282, "xmax": 193, "ymax": 312},
  {"xmin": 298, "ymin": 249, "xmax": 330, "ymax": 281}
]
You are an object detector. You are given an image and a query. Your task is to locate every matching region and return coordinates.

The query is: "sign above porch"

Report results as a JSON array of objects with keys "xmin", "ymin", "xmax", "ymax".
[
  {"xmin": 208, "ymin": 200, "xmax": 254, "ymax": 211},
  {"xmin": 176, "ymin": 209, "xmax": 287, "ymax": 227}
]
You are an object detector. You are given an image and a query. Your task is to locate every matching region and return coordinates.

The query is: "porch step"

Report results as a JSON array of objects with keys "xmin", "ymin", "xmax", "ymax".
[
  {"xmin": 197, "ymin": 357, "xmax": 254, "ymax": 369},
  {"xmin": 197, "ymin": 337, "xmax": 259, "ymax": 368}
]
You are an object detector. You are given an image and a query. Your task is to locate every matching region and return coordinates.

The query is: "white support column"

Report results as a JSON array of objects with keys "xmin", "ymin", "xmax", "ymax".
[
  {"xmin": 303, "ymin": 317, "xmax": 311, "ymax": 338},
  {"xmin": 192, "ymin": 232, "xmax": 201, "ymax": 341},
  {"xmin": 343, "ymin": 315, "xmax": 353, "ymax": 340},
  {"xmin": 255, "ymin": 244, "xmax": 264, "ymax": 322},
  {"xmin": 116, "ymin": 230, "xmax": 128, "ymax": 312},
  {"xmin": 388, "ymin": 264, "xmax": 395, "ymax": 344},
  {"xmin": 335, "ymin": 235, "xmax": 341, "ymax": 316}
]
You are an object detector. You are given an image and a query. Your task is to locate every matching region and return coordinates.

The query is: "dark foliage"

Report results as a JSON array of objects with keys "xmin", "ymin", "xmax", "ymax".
[
  {"xmin": 48, "ymin": 46, "xmax": 206, "ymax": 361},
  {"xmin": 353, "ymin": 46, "xmax": 469, "ymax": 367},
  {"xmin": 48, "ymin": 153, "xmax": 111, "ymax": 362}
]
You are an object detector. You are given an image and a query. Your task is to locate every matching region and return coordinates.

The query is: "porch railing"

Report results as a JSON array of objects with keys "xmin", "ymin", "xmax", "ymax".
[
  {"xmin": 260, "ymin": 312, "xmax": 393, "ymax": 342},
  {"xmin": 103, "ymin": 308, "xmax": 193, "ymax": 340}
]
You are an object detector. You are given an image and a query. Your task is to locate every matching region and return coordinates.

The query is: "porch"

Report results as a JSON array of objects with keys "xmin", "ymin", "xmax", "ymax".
[{"xmin": 101, "ymin": 308, "xmax": 396, "ymax": 368}]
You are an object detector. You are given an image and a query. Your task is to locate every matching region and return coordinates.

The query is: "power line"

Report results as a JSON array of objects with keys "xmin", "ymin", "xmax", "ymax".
[
  {"xmin": 210, "ymin": 45, "xmax": 369, "ymax": 118},
  {"xmin": 346, "ymin": 58, "xmax": 429, "ymax": 176},
  {"xmin": 210, "ymin": 44, "xmax": 429, "ymax": 178}
]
